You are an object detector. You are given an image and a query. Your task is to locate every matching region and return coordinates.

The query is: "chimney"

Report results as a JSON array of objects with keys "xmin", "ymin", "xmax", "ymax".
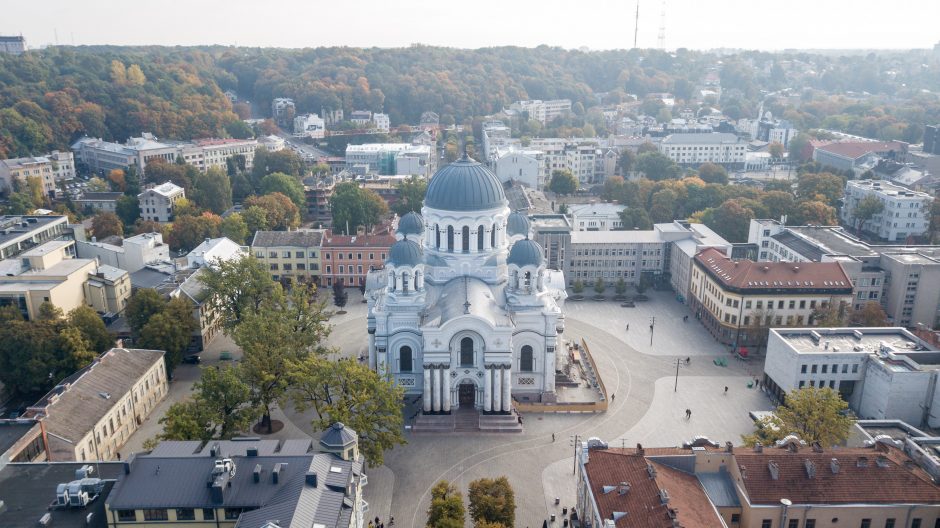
[
  {"xmin": 857, "ymin": 457, "xmax": 869, "ymax": 468},
  {"xmin": 247, "ymin": 446, "xmax": 258, "ymax": 457},
  {"xmin": 273, "ymin": 462, "xmax": 285, "ymax": 484},
  {"xmin": 636, "ymin": 443, "xmax": 644, "ymax": 456},
  {"xmin": 754, "ymin": 442, "xmax": 763, "ymax": 453},
  {"xmin": 306, "ymin": 471, "xmax": 318, "ymax": 488},
  {"xmin": 739, "ymin": 465, "xmax": 747, "ymax": 479},
  {"xmin": 830, "ymin": 458, "xmax": 840, "ymax": 474},
  {"xmin": 768, "ymin": 461, "xmax": 780, "ymax": 480},
  {"xmin": 804, "ymin": 459, "xmax": 816, "ymax": 479},
  {"xmin": 253, "ymin": 464, "xmax": 262, "ymax": 483},
  {"xmin": 725, "ymin": 441, "xmax": 733, "ymax": 453},
  {"xmin": 812, "ymin": 442, "xmax": 823, "ymax": 453}
]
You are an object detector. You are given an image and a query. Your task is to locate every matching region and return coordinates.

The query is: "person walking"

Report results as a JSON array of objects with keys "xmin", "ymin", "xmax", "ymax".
[
  {"xmin": 611, "ymin": 393, "xmax": 615, "ymax": 402},
  {"xmin": 724, "ymin": 386, "xmax": 728, "ymax": 395},
  {"xmin": 552, "ymin": 433, "xmax": 556, "ymax": 442},
  {"xmin": 626, "ymin": 323, "xmax": 630, "ymax": 331},
  {"xmin": 685, "ymin": 408, "xmax": 692, "ymax": 419}
]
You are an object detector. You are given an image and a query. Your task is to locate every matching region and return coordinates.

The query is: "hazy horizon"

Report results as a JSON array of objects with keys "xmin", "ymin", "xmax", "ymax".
[{"xmin": 4, "ymin": 0, "xmax": 938, "ymax": 52}]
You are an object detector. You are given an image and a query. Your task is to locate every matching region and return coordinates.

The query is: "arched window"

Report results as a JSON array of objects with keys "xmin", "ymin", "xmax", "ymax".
[
  {"xmin": 520, "ymin": 345, "xmax": 534, "ymax": 372},
  {"xmin": 435, "ymin": 224, "xmax": 440, "ymax": 249},
  {"xmin": 460, "ymin": 337, "xmax": 474, "ymax": 366},
  {"xmin": 462, "ymin": 226, "xmax": 470, "ymax": 253},
  {"xmin": 402, "ymin": 272, "xmax": 410, "ymax": 293},
  {"xmin": 477, "ymin": 225, "xmax": 485, "ymax": 250},
  {"xmin": 447, "ymin": 226, "xmax": 454, "ymax": 252},
  {"xmin": 490, "ymin": 224, "xmax": 496, "ymax": 248},
  {"xmin": 400, "ymin": 346, "xmax": 413, "ymax": 372},
  {"xmin": 524, "ymin": 271, "xmax": 532, "ymax": 288}
]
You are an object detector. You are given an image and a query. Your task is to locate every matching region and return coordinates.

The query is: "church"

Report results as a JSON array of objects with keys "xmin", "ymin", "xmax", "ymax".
[{"xmin": 366, "ymin": 155, "xmax": 567, "ymax": 419}]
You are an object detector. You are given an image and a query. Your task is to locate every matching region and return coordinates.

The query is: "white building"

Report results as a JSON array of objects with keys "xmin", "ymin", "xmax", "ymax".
[
  {"xmin": 345, "ymin": 143, "xmax": 431, "ymax": 177},
  {"xmin": 565, "ymin": 230, "xmax": 667, "ymax": 286},
  {"xmin": 0, "ymin": 35, "xmax": 27, "ymax": 55},
  {"xmin": 366, "ymin": 156, "xmax": 567, "ymax": 429},
  {"xmin": 508, "ymin": 99, "xmax": 572, "ymax": 124},
  {"xmin": 186, "ymin": 237, "xmax": 247, "ymax": 269},
  {"xmin": 47, "ymin": 150, "xmax": 76, "ymax": 181},
  {"xmin": 349, "ymin": 110, "xmax": 372, "ymax": 127},
  {"xmin": 658, "ymin": 221, "xmax": 731, "ymax": 302},
  {"xmin": 138, "ymin": 182, "xmax": 185, "ymax": 223},
  {"xmin": 659, "ymin": 132, "xmax": 747, "ymax": 168},
  {"xmin": 293, "ymin": 113, "xmax": 325, "ymax": 139},
  {"xmin": 271, "ymin": 98, "xmax": 295, "ymax": 125},
  {"xmin": 75, "ymin": 232, "xmax": 171, "ymax": 274},
  {"xmin": 567, "ymin": 202, "xmax": 625, "ymax": 231},
  {"xmin": 373, "ymin": 113, "xmax": 390, "ymax": 133},
  {"xmin": 841, "ymin": 180, "xmax": 932, "ymax": 242},
  {"xmin": 493, "ymin": 149, "xmax": 544, "ymax": 189},
  {"xmin": 481, "ymin": 121, "xmax": 514, "ymax": 163},
  {"xmin": 763, "ymin": 327, "xmax": 940, "ymax": 429},
  {"xmin": 72, "ymin": 134, "xmax": 256, "ymax": 174},
  {"xmin": 258, "ymin": 134, "xmax": 286, "ymax": 151}
]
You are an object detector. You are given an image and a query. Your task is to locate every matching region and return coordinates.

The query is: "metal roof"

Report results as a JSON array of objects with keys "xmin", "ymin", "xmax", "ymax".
[
  {"xmin": 507, "ymin": 238, "xmax": 544, "ymax": 267},
  {"xmin": 424, "ymin": 155, "xmax": 507, "ymax": 211}
]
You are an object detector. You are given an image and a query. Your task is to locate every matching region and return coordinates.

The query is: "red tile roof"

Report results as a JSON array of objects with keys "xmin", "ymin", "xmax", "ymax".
[
  {"xmin": 583, "ymin": 450, "xmax": 722, "ymax": 528},
  {"xmin": 694, "ymin": 247, "xmax": 852, "ymax": 293},
  {"xmin": 815, "ymin": 141, "xmax": 907, "ymax": 160},
  {"xmin": 736, "ymin": 446, "xmax": 940, "ymax": 505}
]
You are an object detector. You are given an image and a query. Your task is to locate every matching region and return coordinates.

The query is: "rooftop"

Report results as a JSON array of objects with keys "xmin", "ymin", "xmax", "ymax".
[
  {"xmin": 76, "ymin": 192, "xmax": 124, "ymax": 202},
  {"xmin": 568, "ymin": 202, "xmax": 626, "ymax": 216},
  {"xmin": 0, "ymin": 419, "xmax": 40, "ymax": 457},
  {"xmin": 140, "ymin": 181, "xmax": 184, "ymax": 198},
  {"xmin": 774, "ymin": 327, "xmax": 934, "ymax": 355},
  {"xmin": 847, "ymin": 179, "xmax": 932, "ymax": 199},
  {"xmin": 694, "ymin": 247, "xmax": 852, "ymax": 293},
  {"xmin": 661, "ymin": 132, "xmax": 741, "ymax": 145},
  {"xmin": 322, "ymin": 232, "xmax": 395, "ymax": 248},
  {"xmin": 0, "ymin": 215, "xmax": 68, "ymax": 247},
  {"xmin": 816, "ymin": 141, "xmax": 907, "ymax": 160},
  {"xmin": 251, "ymin": 229, "xmax": 326, "ymax": 248},
  {"xmin": 25, "ymin": 348, "xmax": 165, "ymax": 459},
  {"xmin": 571, "ymin": 230, "xmax": 665, "ymax": 244}
]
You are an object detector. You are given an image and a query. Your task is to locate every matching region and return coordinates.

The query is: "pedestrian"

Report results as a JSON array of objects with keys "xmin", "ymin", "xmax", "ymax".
[
  {"xmin": 626, "ymin": 323, "xmax": 630, "ymax": 331},
  {"xmin": 724, "ymin": 386, "xmax": 728, "ymax": 395},
  {"xmin": 611, "ymin": 393, "xmax": 615, "ymax": 402},
  {"xmin": 552, "ymin": 433, "xmax": 556, "ymax": 442},
  {"xmin": 685, "ymin": 408, "xmax": 691, "ymax": 419},
  {"xmin": 375, "ymin": 517, "xmax": 380, "ymax": 526}
]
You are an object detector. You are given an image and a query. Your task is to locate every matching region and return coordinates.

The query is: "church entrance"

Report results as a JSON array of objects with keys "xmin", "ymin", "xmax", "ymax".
[{"xmin": 458, "ymin": 382, "xmax": 476, "ymax": 408}]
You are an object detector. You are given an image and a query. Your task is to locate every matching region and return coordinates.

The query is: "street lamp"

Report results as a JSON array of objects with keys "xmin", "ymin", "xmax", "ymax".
[
  {"xmin": 570, "ymin": 434, "xmax": 580, "ymax": 474},
  {"xmin": 649, "ymin": 317, "xmax": 656, "ymax": 347}
]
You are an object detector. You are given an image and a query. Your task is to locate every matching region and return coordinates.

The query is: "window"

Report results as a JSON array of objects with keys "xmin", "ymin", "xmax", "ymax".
[
  {"xmin": 788, "ymin": 520, "xmax": 799, "ymax": 528},
  {"xmin": 521, "ymin": 345, "xmax": 534, "ymax": 372},
  {"xmin": 778, "ymin": 300, "xmax": 784, "ymax": 309},
  {"xmin": 295, "ymin": 251, "xmax": 304, "ymax": 258},
  {"xmin": 176, "ymin": 508, "xmax": 196, "ymax": 521},
  {"xmin": 761, "ymin": 520, "xmax": 772, "ymax": 528},
  {"xmin": 884, "ymin": 519, "xmax": 895, "ymax": 528},
  {"xmin": 852, "ymin": 364, "xmax": 859, "ymax": 373},
  {"xmin": 462, "ymin": 226, "xmax": 470, "ymax": 253},
  {"xmin": 731, "ymin": 514, "xmax": 740, "ymax": 524},
  {"xmin": 811, "ymin": 365, "xmax": 817, "ymax": 374},
  {"xmin": 225, "ymin": 508, "xmax": 243, "ymax": 520},
  {"xmin": 842, "ymin": 364, "xmax": 848, "ymax": 373},
  {"xmin": 478, "ymin": 225, "xmax": 485, "ymax": 250},
  {"xmin": 805, "ymin": 521, "xmax": 816, "ymax": 528},
  {"xmin": 447, "ymin": 226, "xmax": 454, "ymax": 251},
  {"xmin": 460, "ymin": 337, "xmax": 474, "ymax": 366},
  {"xmin": 117, "ymin": 510, "xmax": 136, "ymax": 521},
  {"xmin": 911, "ymin": 520, "xmax": 921, "ymax": 528},
  {"xmin": 400, "ymin": 346, "xmax": 413, "ymax": 372},
  {"xmin": 270, "ymin": 263, "xmax": 278, "ymax": 271},
  {"xmin": 203, "ymin": 508, "xmax": 215, "ymax": 520},
  {"xmin": 144, "ymin": 509, "xmax": 169, "ymax": 521},
  {"xmin": 822, "ymin": 364, "xmax": 828, "ymax": 374},
  {"xmin": 801, "ymin": 365, "xmax": 807, "ymax": 374},
  {"xmin": 860, "ymin": 520, "xmax": 871, "ymax": 528}
]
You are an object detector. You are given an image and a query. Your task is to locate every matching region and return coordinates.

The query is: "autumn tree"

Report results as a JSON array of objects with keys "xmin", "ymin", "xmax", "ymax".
[
  {"xmin": 850, "ymin": 195, "xmax": 884, "ymax": 234},
  {"xmin": 548, "ymin": 169, "xmax": 578, "ymax": 195},
  {"xmin": 260, "ymin": 172, "xmax": 305, "ymax": 209},
  {"xmin": 811, "ymin": 301, "xmax": 848, "ymax": 327},
  {"xmin": 167, "ymin": 212, "xmax": 222, "ymax": 252},
  {"xmin": 849, "ymin": 302, "xmax": 889, "ymax": 327},
  {"xmin": 87, "ymin": 177, "xmax": 110, "ymax": 193},
  {"xmin": 697, "ymin": 162, "xmax": 728, "ymax": 184},
  {"xmin": 191, "ymin": 167, "xmax": 233, "ymax": 214},
  {"xmin": 92, "ymin": 212, "xmax": 124, "ymax": 239},
  {"xmin": 138, "ymin": 297, "xmax": 198, "ymax": 374},
  {"xmin": 795, "ymin": 200, "xmax": 838, "ymax": 226},
  {"xmin": 107, "ymin": 169, "xmax": 126, "ymax": 192},
  {"xmin": 797, "ymin": 172, "xmax": 844, "ymax": 206},
  {"xmin": 244, "ymin": 192, "xmax": 301, "ymax": 230},
  {"xmin": 329, "ymin": 182, "xmax": 389, "ymax": 234},
  {"xmin": 618, "ymin": 208, "xmax": 653, "ymax": 230},
  {"xmin": 742, "ymin": 387, "xmax": 853, "ymax": 447},
  {"xmin": 468, "ymin": 477, "xmax": 516, "ymax": 528},
  {"xmin": 768, "ymin": 141, "xmax": 785, "ymax": 159},
  {"xmin": 427, "ymin": 480, "xmax": 465, "ymax": 528},
  {"xmin": 220, "ymin": 213, "xmax": 249, "ymax": 245},
  {"xmin": 201, "ymin": 256, "xmax": 277, "ymax": 330}
]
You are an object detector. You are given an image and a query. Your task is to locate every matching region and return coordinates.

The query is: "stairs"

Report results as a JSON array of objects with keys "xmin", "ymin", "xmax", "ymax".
[
  {"xmin": 479, "ymin": 412, "xmax": 524, "ymax": 433},
  {"xmin": 454, "ymin": 408, "xmax": 479, "ymax": 432},
  {"xmin": 411, "ymin": 408, "xmax": 523, "ymax": 434},
  {"xmin": 412, "ymin": 412, "xmax": 455, "ymax": 433}
]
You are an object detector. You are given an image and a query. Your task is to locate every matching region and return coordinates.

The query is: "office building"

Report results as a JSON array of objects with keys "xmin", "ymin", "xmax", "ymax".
[
  {"xmin": 530, "ymin": 214, "xmax": 571, "ymax": 271},
  {"xmin": 75, "ymin": 232, "xmax": 170, "ymax": 274},
  {"xmin": 349, "ymin": 110, "xmax": 372, "ymax": 126},
  {"xmin": 74, "ymin": 192, "xmax": 123, "ymax": 214},
  {"xmin": 294, "ymin": 113, "xmax": 325, "ymax": 138},
  {"xmin": 138, "ymin": 182, "xmax": 185, "ymax": 223},
  {"xmin": 659, "ymin": 133, "xmax": 747, "ymax": 168},
  {"xmin": 0, "ymin": 214, "xmax": 71, "ymax": 260},
  {"xmin": 0, "ymin": 156, "xmax": 55, "ymax": 197},
  {"xmin": 568, "ymin": 202, "xmax": 626, "ymax": 231},
  {"xmin": 0, "ymin": 35, "xmax": 27, "ymax": 54},
  {"xmin": 841, "ymin": 180, "xmax": 932, "ymax": 242},
  {"xmin": 251, "ymin": 229, "xmax": 325, "ymax": 283},
  {"xmin": 72, "ymin": 134, "xmax": 257, "ymax": 174}
]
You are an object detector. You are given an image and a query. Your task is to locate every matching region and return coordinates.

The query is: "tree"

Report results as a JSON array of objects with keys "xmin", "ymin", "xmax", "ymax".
[
  {"xmin": 107, "ymin": 169, "xmax": 126, "ymax": 192},
  {"xmin": 468, "ymin": 477, "xmax": 516, "ymax": 528},
  {"xmin": 849, "ymin": 302, "xmax": 889, "ymax": 327},
  {"xmin": 115, "ymin": 195, "xmax": 141, "ymax": 227},
  {"xmin": 37, "ymin": 302, "xmax": 64, "ymax": 321},
  {"xmin": 615, "ymin": 278, "xmax": 627, "ymax": 296},
  {"xmin": 797, "ymin": 172, "xmax": 844, "ymax": 206},
  {"xmin": 289, "ymin": 357, "xmax": 405, "ymax": 466},
  {"xmin": 138, "ymin": 297, "xmax": 197, "ymax": 374},
  {"xmin": 427, "ymin": 480, "xmax": 465, "ymax": 528},
  {"xmin": 788, "ymin": 133, "xmax": 811, "ymax": 162},
  {"xmin": 220, "ymin": 213, "xmax": 250, "ymax": 245},
  {"xmin": 617, "ymin": 208, "xmax": 653, "ymax": 230},
  {"xmin": 795, "ymin": 200, "xmax": 838, "ymax": 226},
  {"xmin": 548, "ymin": 169, "xmax": 578, "ymax": 195},
  {"xmin": 698, "ymin": 199, "xmax": 754, "ymax": 242},
  {"xmin": 593, "ymin": 278, "xmax": 605, "ymax": 295},
  {"xmin": 333, "ymin": 281, "xmax": 348, "ymax": 309},
  {"xmin": 571, "ymin": 280, "xmax": 584, "ymax": 294},
  {"xmin": 394, "ymin": 176, "xmax": 428, "ymax": 215},
  {"xmin": 201, "ymin": 256, "xmax": 277, "ymax": 330},
  {"xmin": 618, "ymin": 149, "xmax": 636, "ymax": 175},
  {"xmin": 225, "ymin": 120, "xmax": 254, "ymax": 139},
  {"xmin": 851, "ymin": 195, "xmax": 884, "ymax": 234},
  {"xmin": 742, "ymin": 387, "xmax": 853, "ymax": 448},
  {"xmin": 329, "ymin": 182, "xmax": 389, "ymax": 234},
  {"xmin": 155, "ymin": 401, "xmax": 211, "ymax": 443},
  {"xmin": 260, "ymin": 172, "xmax": 305, "ymax": 210},
  {"xmin": 92, "ymin": 212, "xmax": 124, "ymax": 239},
  {"xmin": 811, "ymin": 301, "xmax": 847, "ymax": 327},
  {"xmin": 768, "ymin": 141, "xmax": 785, "ymax": 160},
  {"xmin": 191, "ymin": 167, "xmax": 233, "ymax": 214},
  {"xmin": 762, "ymin": 191, "xmax": 797, "ymax": 223},
  {"xmin": 251, "ymin": 148, "xmax": 305, "ymax": 185},
  {"xmin": 87, "ymin": 177, "xmax": 110, "ymax": 193},
  {"xmin": 66, "ymin": 305, "xmax": 114, "ymax": 352},
  {"xmin": 126, "ymin": 288, "xmax": 167, "ymax": 336},
  {"xmin": 125, "ymin": 64, "xmax": 146, "ymax": 86},
  {"xmin": 697, "ymin": 163, "xmax": 728, "ymax": 184},
  {"xmin": 649, "ymin": 188, "xmax": 679, "ymax": 223},
  {"xmin": 244, "ymin": 192, "xmax": 301, "ymax": 230},
  {"xmin": 0, "ymin": 316, "xmax": 97, "ymax": 397},
  {"xmin": 166, "ymin": 212, "xmax": 222, "ymax": 252},
  {"xmin": 635, "ymin": 151, "xmax": 680, "ymax": 181},
  {"xmin": 158, "ymin": 365, "xmax": 258, "ymax": 443}
]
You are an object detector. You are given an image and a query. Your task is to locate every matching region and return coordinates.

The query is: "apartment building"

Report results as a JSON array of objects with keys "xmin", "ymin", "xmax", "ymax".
[
  {"xmin": 0, "ymin": 156, "xmax": 55, "ymax": 197},
  {"xmin": 659, "ymin": 132, "xmax": 747, "ymax": 168},
  {"xmin": 349, "ymin": 110, "xmax": 372, "ymax": 126},
  {"xmin": 344, "ymin": 143, "xmax": 431, "ymax": 177},
  {"xmin": 481, "ymin": 121, "xmax": 514, "ymax": 163},
  {"xmin": 494, "ymin": 148, "xmax": 544, "ymax": 189},
  {"xmin": 271, "ymin": 97, "xmax": 295, "ymax": 126},
  {"xmin": 23, "ymin": 348, "xmax": 167, "ymax": 461},
  {"xmin": 841, "ymin": 179, "xmax": 932, "ymax": 242},
  {"xmin": 251, "ymin": 229, "xmax": 325, "ymax": 283},
  {"xmin": 321, "ymin": 231, "xmax": 395, "ymax": 287},
  {"xmin": 74, "ymin": 192, "xmax": 123, "ymax": 214},
  {"xmin": 373, "ymin": 112, "xmax": 390, "ymax": 133},
  {"xmin": 508, "ymin": 99, "xmax": 572, "ymax": 124},
  {"xmin": 48, "ymin": 150, "xmax": 76, "ymax": 181},
  {"xmin": 105, "ymin": 426, "xmax": 367, "ymax": 528},
  {"xmin": 294, "ymin": 113, "xmax": 325, "ymax": 138},
  {"xmin": 565, "ymin": 230, "xmax": 666, "ymax": 286},
  {"xmin": 76, "ymin": 232, "xmax": 170, "ymax": 274},
  {"xmin": 0, "ymin": 240, "xmax": 130, "ymax": 319},
  {"xmin": 191, "ymin": 138, "xmax": 257, "ymax": 173},
  {"xmin": 0, "ymin": 214, "xmax": 71, "ymax": 260},
  {"xmin": 660, "ymin": 221, "xmax": 731, "ymax": 302},
  {"xmin": 689, "ymin": 247, "xmax": 854, "ymax": 347},
  {"xmin": 568, "ymin": 202, "xmax": 626, "ymax": 231},
  {"xmin": 138, "ymin": 182, "xmax": 185, "ymax": 223},
  {"xmin": 304, "ymin": 175, "xmax": 336, "ymax": 225},
  {"xmin": 72, "ymin": 134, "xmax": 257, "ymax": 175},
  {"xmin": 576, "ymin": 437, "xmax": 940, "ymax": 528}
]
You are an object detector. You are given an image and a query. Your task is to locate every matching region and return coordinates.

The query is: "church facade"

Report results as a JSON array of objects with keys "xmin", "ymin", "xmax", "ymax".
[{"xmin": 366, "ymin": 156, "xmax": 567, "ymax": 414}]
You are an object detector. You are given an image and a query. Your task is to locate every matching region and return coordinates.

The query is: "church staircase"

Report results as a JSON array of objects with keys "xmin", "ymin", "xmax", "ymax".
[{"xmin": 411, "ymin": 408, "xmax": 523, "ymax": 434}]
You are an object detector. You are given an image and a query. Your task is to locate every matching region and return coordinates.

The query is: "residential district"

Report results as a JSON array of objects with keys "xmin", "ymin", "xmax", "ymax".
[{"xmin": 5, "ymin": 34, "xmax": 940, "ymax": 528}]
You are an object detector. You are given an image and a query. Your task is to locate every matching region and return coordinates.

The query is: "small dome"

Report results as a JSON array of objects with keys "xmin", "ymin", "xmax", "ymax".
[
  {"xmin": 507, "ymin": 238, "xmax": 544, "ymax": 267},
  {"xmin": 507, "ymin": 212, "xmax": 531, "ymax": 237},
  {"xmin": 397, "ymin": 212, "xmax": 424, "ymax": 236},
  {"xmin": 320, "ymin": 422, "xmax": 358, "ymax": 450},
  {"xmin": 425, "ymin": 155, "xmax": 507, "ymax": 211},
  {"xmin": 387, "ymin": 239, "xmax": 423, "ymax": 267}
]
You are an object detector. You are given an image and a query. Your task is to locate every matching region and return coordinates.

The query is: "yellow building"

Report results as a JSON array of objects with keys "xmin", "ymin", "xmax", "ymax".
[
  {"xmin": 689, "ymin": 247, "xmax": 854, "ymax": 349},
  {"xmin": 23, "ymin": 348, "xmax": 167, "ymax": 462},
  {"xmin": 0, "ymin": 156, "xmax": 56, "ymax": 197},
  {"xmin": 251, "ymin": 229, "xmax": 325, "ymax": 284}
]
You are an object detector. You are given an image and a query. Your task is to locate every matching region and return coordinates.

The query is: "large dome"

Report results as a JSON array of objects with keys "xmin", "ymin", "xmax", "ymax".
[
  {"xmin": 424, "ymin": 155, "xmax": 507, "ymax": 211},
  {"xmin": 507, "ymin": 238, "xmax": 544, "ymax": 267}
]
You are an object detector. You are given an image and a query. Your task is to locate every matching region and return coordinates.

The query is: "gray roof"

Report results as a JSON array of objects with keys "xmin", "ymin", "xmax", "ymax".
[
  {"xmin": 387, "ymin": 239, "xmax": 422, "ymax": 267},
  {"xmin": 0, "ymin": 462, "xmax": 124, "ymax": 528},
  {"xmin": 771, "ymin": 231, "xmax": 826, "ymax": 261},
  {"xmin": 320, "ymin": 423, "xmax": 358, "ymax": 450},
  {"xmin": 0, "ymin": 215, "xmax": 68, "ymax": 248},
  {"xmin": 397, "ymin": 212, "xmax": 425, "ymax": 236},
  {"xmin": 251, "ymin": 229, "xmax": 325, "ymax": 248},
  {"xmin": 507, "ymin": 238, "xmax": 544, "ymax": 267},
  {"xmin": 0, "ymin": 420, "xmax": 39, "ymax": 456},
  {"xmin": 129, "ymin": 267, "xmax": 171, "ymax": 290},
  {"xmin": 76, "ymin": 192, "xmax": 124, "ymax": 201},
  {"xmin": 506, "ymin": 212, "xmax": 531, "ymax": 237},
  {"xmin": 697, "ymin": 470, "xmax": 741, "ymax": 507},
  {"xmin": 423, "ymin": 277, "xmax": 511, "ymax": 328},
  {"xmin": 147, "ymin": 438, "xmax": 314, "ymax": 458},
  {"xmin": 425, "ymin": 155, "xmax": 507, "ymax": 211},
  {"xmin": 661, "ymin": 132, "xmax": 741, "ymax": 145}
]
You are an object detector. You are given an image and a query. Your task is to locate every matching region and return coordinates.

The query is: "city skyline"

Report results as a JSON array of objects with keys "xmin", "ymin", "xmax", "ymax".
[{"xmin": 4, "ymin": 0, "xmax": 939, "ymax": 51}]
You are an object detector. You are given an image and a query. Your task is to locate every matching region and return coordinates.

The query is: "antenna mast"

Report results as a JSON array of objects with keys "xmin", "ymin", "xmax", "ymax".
[
  {"xmin": 657, "ymin": 0, "xmax": 666, "ymax": 50},
  {"xmin": 634, "ymin": 1, "xmax": 640, "ymax": 49}
]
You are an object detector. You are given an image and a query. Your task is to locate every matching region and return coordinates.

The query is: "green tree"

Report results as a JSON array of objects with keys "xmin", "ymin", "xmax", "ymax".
[
  {"xmin": 742, "ymin": 387, "xmax": 852, "ymax": 447},
  {"xmin": 762, "ymin": 191, "xmax": 798, "ymax": 223},
  {"xmin": 251, "ymin": 148, "xmax": 305, "ymax": 186},
  {"xmin": 787, "ymin": 134, "xmax": 811, "ymax": 162},
  {"xmin": 92, "ymin": 212, "xmax": 124, "ymax": 239},
  {"xmin": 221, "ymin": 212, "xmax": 250, "ymax": 244},
  {"xmin": 571, "ymin": 280, "xmax": 584, "ymax": 294},
  {"xmin": 618, "ymin": 149, "xmax": 636, "ymax": 175},
  {"xmin": 116, "ymin": 195, "xmax": 141, "ymax": 227},
  {"xmin": 697, "ymin": 162, "xmax": 729, "ymax": 184},
  {"xmin": 849, "ymin": 302, "xmax": 889, "ymax": 327},
  {"xmin": 224, "ymin": 120, "xmax": 254, "ymax": 139},
  {"xmin": 548, "ymin": 169, "xmax": 578, "ymax": 195},
  {"xmin": 797, "ymin": 172, "xmax": 844, "ymax": 206},
  {"xmin": 768, "ymin": 141, "xmax": 785, "ymax": 160},
  {"xmin": 37, "ymin": 301, "xmax": 64, "ymax": 321},
  {"xmin": 138, "ymin": 297, "xmax": 197, "ymax": 374},
  {"xmin": 593, "ymin": 278, "xmax": 605, "ymax": 295},
  {"xmin": 330, "ymin": 182, "xmax": 390, "ymax": 234},
  {"xmin": 201, "ymin": 256, "xmax": 277, "ymax": 331},
  {"xmin": 243, "ymin": 205, "xmax": 271, "ymax": 235},
  {"xmin": 851, "ymin": 194, "xmax": 884, "ymax": 234},
  {"xmin": 87, "ymin": 176, "xmax": 110, "ymax": 193},
  {"xmin": 66, "ymin": 305, "xmax": 114, "ymax": 352},
  {"xmin": 157, "ymin": 365, "xmax": 258, "ymax": 444},
  {"xmin": 615, "ymin": 278, "xmax": 627, "ymax": 296},
  {"xmin": 635, "ymin": 151, "xmax": 680, "ymax": 181},
  {"xmin": 289, "ymin": 357, "xmax": 405, "ymax": 466},
  {"xmin": 468, "ymin": 477, "xmax": 516, "ymax": 528},
  {"xmin": 126, "ymin": 288, "xmax": 167, "ymax": 337},
  {"xmin": 394, "ymin": 176, "xmax": 428, "ymax": 215},
  {"xmin": 166, "ymin": 213, "xmax": 222, "ymax": 252},
  {"xmin": 191, "ymin": 167, "xmax": 234, "ymax": 214},
  {"xmin": 795, "ymin": 200, "xmax": 838, "ymax": 226},
  {"xmin": 244, "ymin": 192, "xmax": 301, "ymax": 230},
  {"xmin": 648, "ymin": 188, "xmax": 679, "ymax": 223},
  {"xmin": 0, "ymin": 318, "xmax": 95, "ymax": 396},
  {"xmin": 260, "ymin": 172, "xmax": 306, "ymax": 210},
  {"xmin": 427, "ymin": 480, "xmax": 465, "ymax": 528},
  {"xmin": 696, "ymin": 199, "xmax": 755, "ymax": 242},
  {"xmin": 618, "ymin": 208, "xmax": 653, "ymax": 230}
]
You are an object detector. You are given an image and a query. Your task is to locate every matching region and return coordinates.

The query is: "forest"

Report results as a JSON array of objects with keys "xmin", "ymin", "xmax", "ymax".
[{"xmin": 3, "ymin": 45, "xmax": 940, "ymax": 159}]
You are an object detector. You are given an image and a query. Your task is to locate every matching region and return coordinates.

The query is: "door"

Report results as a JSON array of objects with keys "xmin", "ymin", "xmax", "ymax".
[{"xmin": 458, "ymin": 383, "xmax": 475, "ymax": 407}]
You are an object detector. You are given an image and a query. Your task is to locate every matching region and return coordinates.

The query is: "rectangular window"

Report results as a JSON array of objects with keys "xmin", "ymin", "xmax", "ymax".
[
  {"xmin": 295, "ymin": 251, "xmax": 304, "ymax": 258},
  {"xmin": 811, "ymin": 365, "xmax": 818, "ymax": 373},
  {"xmin": 778, "ymin": 300, "xmax": 784, "ymax": 309},
  {"xmin": 842, "ymin": 364, "xmax": 848, "ymax": 373},
  {"xmin": 144, "ymin": 509, "xmax": 169, "ymax": 521},
  {"xmin": 798, "ymin": 380, "xmax": 805, "ymax": 388},
  {"xmin": 799, "ymin": 300, "xmax": 806, "ymax": 309},
  {"xmin": 804, "ymin": 521, "xmax": 815, "ymax": 528},
  {"xmin": 176, "ymin": 508, "xmax": 196, "ymax": 521},
  {"xmin": 225, "ymin": 508, "xmax": 243, "ymax": 520},
  {"xmin": 203, "ymin": 508, "xmax": 215, "ymax": 520},
  {"xmin": 788, "ymin": 521, "xmax": 799, "ymax": 528},
  {"xmin": 282, "ymin": 251, "xmax": 291, "ymax": 258},
  {"xmin": 117, "ymin": 510, "xmax": 137, "ymax": 521},
  {"xmin": 852, "ymin": 364, "xmax": 859, "ymax": 373},
  {"xmin": 762, "ymin": 520, "xmax": 772, "ymax": 528},
  {"xmin": 789, "ymin": 300, "xmax": 795, "ymax": 309},
  {"xmin": 822, "ymin": 364, "xmax": 828, "ymax": 374},
  {"xmin": 911, "ymin": 520, "xmax": 921, "ymax": 528},
  {"xmin": 801, "ymin": 365, "xmax": 807, "ymax": 374},
  {"xmin": 860, "ymin": 519, "xmax": 871, "ymax": 528}
]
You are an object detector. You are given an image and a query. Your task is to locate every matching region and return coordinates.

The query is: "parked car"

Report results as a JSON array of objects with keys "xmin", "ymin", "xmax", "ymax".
[
  {"xmin": 182, "ymin": 355, "xmax": 201, "ymax": 364},
  {"xmin": 219, "ymin": 351, "xmax": 233, "ymax": 361}
]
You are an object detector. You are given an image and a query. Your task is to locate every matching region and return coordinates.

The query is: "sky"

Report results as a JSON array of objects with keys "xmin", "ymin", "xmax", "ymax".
[{"xmin": 4, "ymin": 0, "xmax": 939, "ymax": 51}]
